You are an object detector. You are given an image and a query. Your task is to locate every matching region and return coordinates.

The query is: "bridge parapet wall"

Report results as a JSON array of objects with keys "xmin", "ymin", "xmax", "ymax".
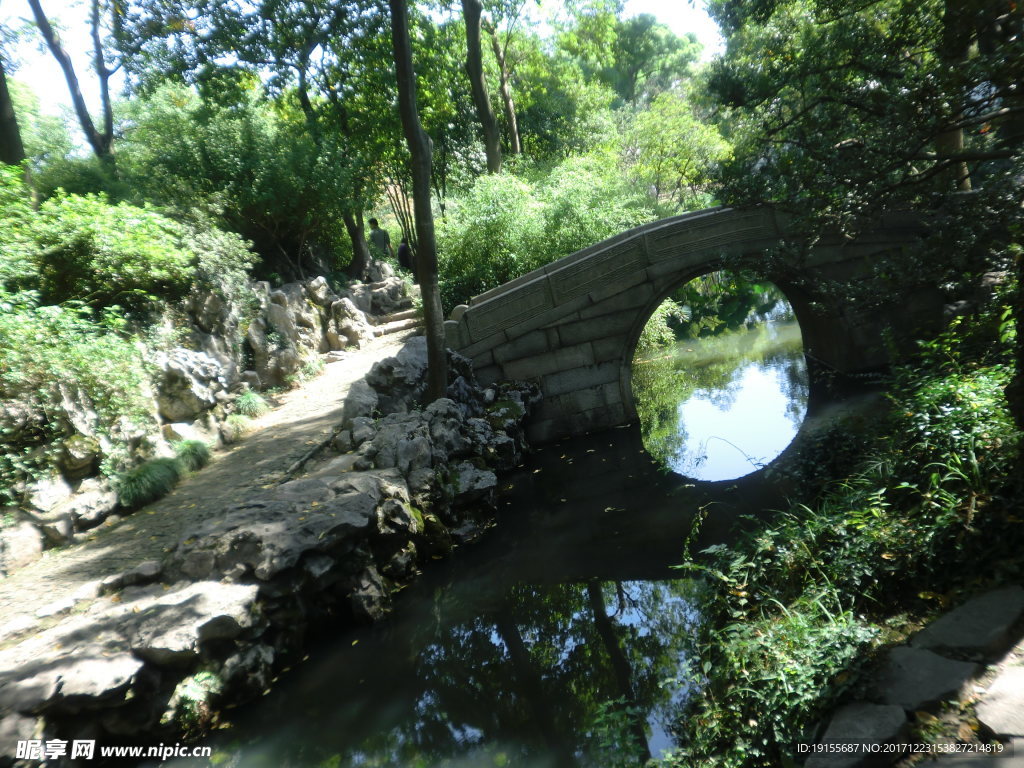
[{"xmin": 444, "ymin": 206, "xmax": 935, "ymax": 443}]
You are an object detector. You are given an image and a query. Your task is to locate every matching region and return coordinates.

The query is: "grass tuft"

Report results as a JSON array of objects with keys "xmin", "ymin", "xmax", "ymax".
[
  {"xmin": 117, "ymin": 457, "xmax": 184, "ymax": 510},
  {"xmin": 222, "ymin": 414, "xmax": 253, "ymax": 445},
  {"xmin": 235, "ymin": 390, "xmax": 270, "ymax": 418},
  {"xmin": 175, "ymin": 440, "xmax": 211, "ymax": 472}
]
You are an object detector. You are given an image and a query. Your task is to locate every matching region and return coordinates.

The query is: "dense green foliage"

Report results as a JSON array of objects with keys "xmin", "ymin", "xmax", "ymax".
[
  {"xmin": 116, "ymin": 84, "xmax": 353, "ymax": 279},
  {"xmin": 707, "ymin": 0, "xmax": 1023, "ymax": 219},
  {"xmin": 0, "ymin": 163, "xmax": 252, "ymax": 503},
  {"xmin": 0, "ymin": 289, "xmax": 156, "ymax": 504},
  {"xmin": 667, "ymin": 291, "xmax": 1020, "ymax": 767},
  {"xmin": 33, "ymin": 192, "xmax": 196, "ymax": 311},
  {"xmin": 437, "ymin": 154, "xmax": 656, "ymax": 310}
]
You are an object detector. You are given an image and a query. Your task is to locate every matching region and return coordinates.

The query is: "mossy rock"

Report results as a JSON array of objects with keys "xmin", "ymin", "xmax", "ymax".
[{"xmin": 420, "ymin": 513, "xmax": 453, "ymax": 559}]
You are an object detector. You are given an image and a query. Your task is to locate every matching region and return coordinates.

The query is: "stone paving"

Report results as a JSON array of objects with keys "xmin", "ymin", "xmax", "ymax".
[
  {"xmin": 807, "ymin": 585, "xmax": 1024, "ymax": 768},
  {"xmin": 0, "ymin": 330, "xmax": 416, "ymax": 651}
]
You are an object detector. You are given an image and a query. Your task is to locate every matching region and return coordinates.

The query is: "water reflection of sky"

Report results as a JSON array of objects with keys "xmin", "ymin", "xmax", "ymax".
[
  {"xmin": 674, "ymin": 361, "xmax": 805, "ymax": 481},
  {"xmin": 635, "ymin": 317, "xmax": 810, "ymax": 482}
]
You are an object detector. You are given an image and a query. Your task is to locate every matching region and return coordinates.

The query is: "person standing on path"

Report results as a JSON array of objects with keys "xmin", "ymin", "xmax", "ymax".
[
  {"xmin": 367, "ymin": 218, "xmax": 394, "ymax": 260},
  {"xmin": 396, "ymin": 236, "xmax": 415, "ymax": 275}
]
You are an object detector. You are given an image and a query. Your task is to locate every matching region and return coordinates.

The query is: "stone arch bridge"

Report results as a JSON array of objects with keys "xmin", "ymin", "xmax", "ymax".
[{"xmin": 443, "ymin": 206, "xmax": 939, "ymax": 443}]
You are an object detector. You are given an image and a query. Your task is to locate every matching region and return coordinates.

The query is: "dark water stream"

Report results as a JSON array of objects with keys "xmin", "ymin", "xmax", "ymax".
[{"xmin": 164, "ymin": 309, "xmax": 864, "ymax": 768}]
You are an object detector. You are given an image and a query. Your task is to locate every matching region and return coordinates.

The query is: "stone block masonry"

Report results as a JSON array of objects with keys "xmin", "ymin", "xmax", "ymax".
[{"xmin": 444, "ymin": 205, "xmax": 938, "ymax": 442}]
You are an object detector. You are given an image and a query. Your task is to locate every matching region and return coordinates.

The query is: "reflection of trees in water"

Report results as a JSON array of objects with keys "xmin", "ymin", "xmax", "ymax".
[
  {"xmin": 667, "ymin": 272, "xmax": 794, "ymax": 339},
  {"xmin": 261, "ymin": 580, "xmax": 700, "ymax": 768},
  {"xmin": 633, "ymin": 318, "xmax": 809, "ymax": 471},
  {"xmin": 420, "ymin": 580, "xmax": 699, "ymax": 767}
]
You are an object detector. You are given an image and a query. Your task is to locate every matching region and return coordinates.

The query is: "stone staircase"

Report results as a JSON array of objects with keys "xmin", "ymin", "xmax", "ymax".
[{"xmin": 373, "ymin": 308, "xmax": 423, "ymax": 337}]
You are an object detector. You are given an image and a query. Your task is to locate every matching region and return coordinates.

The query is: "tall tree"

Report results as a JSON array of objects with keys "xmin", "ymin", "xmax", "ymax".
[
  {"xmin": 707, "ymin": 0, "xmax": 1024, "ymax": 426},
  {"xmin": 119, "ymin": 0, "xmax": 393, "ymax": 279},
  {"xmin": 707, "ymin": 0, "xmax": 1021, "ymax": 212},
  {"xmin": 0, "ymin": 53, "xmax": 26, "ymax": 167},
  {"xmin": 461, "ymin": 0, "xmax": 502, "ymax": 172},
  {"xmin": 389, "ymin": 0, "xmax": 448, "ymax": 401},
  {"xmin": 481, "ymin": 0, "xmax": 531, "ymax": 155},
  {"xmin": 556, "ymin": 4, "xmax": 700, "ymax": 106},
  {"xmin": 27, "ymin": 0, "xmax": 117, "ymax": 165}
]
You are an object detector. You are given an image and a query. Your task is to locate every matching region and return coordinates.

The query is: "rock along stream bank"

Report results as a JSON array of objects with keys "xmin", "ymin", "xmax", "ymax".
[{"xmin": 0, "ymin": 335, "xmax": 538, "ymax": 767}]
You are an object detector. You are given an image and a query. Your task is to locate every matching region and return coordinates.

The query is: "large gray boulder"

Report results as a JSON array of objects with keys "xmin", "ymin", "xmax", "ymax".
[
  {"xmin": 366, "ymin": 336, "xmax": 429, "ymax": 412},
  {"xmin": 155, "ymin": 348, "xmax": 228, "ymax": 422},
  {"xmin": 346, "ymin": 275, "xmax": 410, "ymax": 316},
  {"xmin": 25, "ymin": 473, "xmax": 73, "ymax": 514},
  {"xmin": 976, "ymin": 666, "xmax": 1024, "ymax": 737},
  {"xmin": 0, "ymin": 515, "xmax": 45, "ymax": 574},
  {"xmin": 328, "ymin": 298, "xmax": 375, "ymax": 351},
  {"xmin": 0, "ymin": 581, "xmax": 259, "ymax": 722},
  {"xmin": 56, "ymin": 477, "xmax": 119, "ymax": 530},
  {"xmin": 171, "ymin": 469, "xmax": 410, "ymax": 583}
]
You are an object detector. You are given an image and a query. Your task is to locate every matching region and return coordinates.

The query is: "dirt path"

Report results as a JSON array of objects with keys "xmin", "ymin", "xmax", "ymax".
[{"xmin": 0, "ymin": 331, "xmax": 417, "ymax": 644}]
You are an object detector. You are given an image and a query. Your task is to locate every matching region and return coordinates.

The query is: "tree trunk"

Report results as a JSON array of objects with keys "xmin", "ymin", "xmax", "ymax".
[
  {"xmin": 486, "ymin": 24, "xmax": 522, "ymax": 155},
  {"xmin": 27, "ymin": 0, "xmax": 114, "ymax": 165},
  {"xmin": 0, "ymin": 57, "xmax": 26, "ymax": 167},
  {"xmin": 461, "ymin": 0, "xmax": 502, "ymax": 173},
  {"xmin": 89, "ymin": 0, "xmax": 114, "ymax": 157},
  {"xmin": 389, "ymin": 0, "xmax": 449, "ymax": 402},
  {"xmin": 342, "ymin": 211, "xmax": 371, "ymax": 280},
  {"xmin": 493, "ymin": 609, "xmax": 578, "ymax": 767},
  {"xmin": 586, "ymin": 581, "xmax": 654, "ymax": 764},
  {"xmin": 936, "ymin": 0, "xmax": 974, "ymax": 191}
]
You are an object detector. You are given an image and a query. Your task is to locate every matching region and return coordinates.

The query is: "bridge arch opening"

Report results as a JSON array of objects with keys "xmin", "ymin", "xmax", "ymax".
[{"xmin": 628, "ymin": 269, "xmax": 810, "ymax": 481}]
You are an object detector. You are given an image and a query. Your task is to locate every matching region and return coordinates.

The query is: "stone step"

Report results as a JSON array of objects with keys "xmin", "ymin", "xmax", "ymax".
[
  {"xmin": 379, "ymin": 308, "xmax": 421, "ymax": 324},
  {"xmin": 911, "ymin": 586, "xmax": 1024, "ymax": 659},
  {"xmin": 873, "ymin": 647, "xmax": 980, "ymax": 711},
  {"xmin": 373, "ymin": 317, "xmax": 423, "ymax": 337}
]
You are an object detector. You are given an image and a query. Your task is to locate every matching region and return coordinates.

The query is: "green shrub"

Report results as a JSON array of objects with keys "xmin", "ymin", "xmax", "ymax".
[
  {"xmin": 222, "ymin": 414, "xmax": 253, "ymax": 444},
  {"xmin": 33, "ymin": 192, "xmax": 197, "ymax": 313},
  {"xmin": 235, "ymin": 391, "xmax": 269, "ymax": 418},
  {"xmin": 0, "ymin": 290, "xmax": 156, "ymax": 504},
  {"xmin": 116, "ymin": 457, "xmax": 184, "ymax": 510},
  {"xmin": 0, "ymin": 166, "xmax": 38, "ymax": 290},
  {"xmin": 437, "ymin": 173, "xmax": 542, "ymax": 311},
  {"xmin": 300, "ymin": 357, "xmax": 325, "ymax": 381},
  {"xmin": 116, "ymin": 82, "xmax": 352, "ymax": 281},
  {"xmin": 175, "ymin": 440, "xmax": 212, "ymax": 472},
  {"xmin": 436, "ymin": 155, "xmax": 656, "ymax": 311},
  {"xmin": 666, "ymin": 296, "xmax": 1021, "ymax": 768}
]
